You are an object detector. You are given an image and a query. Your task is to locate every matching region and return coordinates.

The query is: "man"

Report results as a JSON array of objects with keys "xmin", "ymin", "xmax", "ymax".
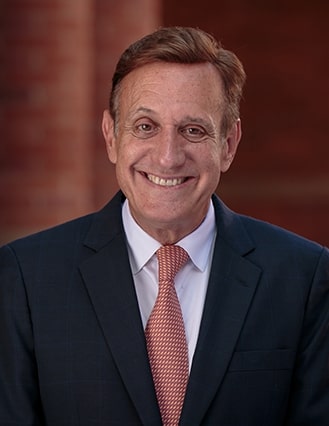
[{"xmin": 0, "ymin": 26, "xmax": 328, "ymax": 425}]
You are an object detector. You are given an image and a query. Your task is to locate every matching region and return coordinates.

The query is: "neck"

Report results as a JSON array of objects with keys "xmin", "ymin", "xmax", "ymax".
[{"xmin": 135, "ymin": 218, "xmax": 206, "ymax": 245}]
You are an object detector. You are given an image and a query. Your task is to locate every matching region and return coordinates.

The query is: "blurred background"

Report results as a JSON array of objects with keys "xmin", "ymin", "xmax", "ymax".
[{"xmin": 1, "ymin": 0, "xmax": 328, "ymax": 245}]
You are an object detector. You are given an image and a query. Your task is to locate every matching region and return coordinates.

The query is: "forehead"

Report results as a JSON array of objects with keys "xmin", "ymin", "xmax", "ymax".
[{"xmin": 118, "ymin": 62, "xmax": 224, "ymax": 116}]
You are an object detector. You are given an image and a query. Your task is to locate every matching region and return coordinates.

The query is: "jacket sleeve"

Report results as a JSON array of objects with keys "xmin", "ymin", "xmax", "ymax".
[
  {"xmin": 0, "ymin": 244, "xmax": 44, "ymax": 424},
  {"xmin": 285, "ymin": 246, "xmax": 329, "ymax": 425}
]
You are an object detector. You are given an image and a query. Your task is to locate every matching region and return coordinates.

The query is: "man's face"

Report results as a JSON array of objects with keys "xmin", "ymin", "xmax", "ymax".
[{"xmin": 102, "ymin": 62, "xmax": 241, "ymax": 243}]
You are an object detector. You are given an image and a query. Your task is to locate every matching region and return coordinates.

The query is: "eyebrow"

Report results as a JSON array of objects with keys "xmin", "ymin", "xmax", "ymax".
[
  {"xmin": 130, "ymin": 109, "xmax": 211, "ymax": 124},
  {"xmin": 180, "ymin": 116, "xmax": 212, "ymax": 126}
]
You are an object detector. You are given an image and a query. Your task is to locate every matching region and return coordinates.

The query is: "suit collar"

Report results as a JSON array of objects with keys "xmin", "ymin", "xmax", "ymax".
[
  {"xmin": 80, "ymin": 191, "xmax": 162, "ymax": 425},
  {"xmin": 83, "ymin": 191, "xmax": 255, "ymax": 253},
  {"xmin": 211, "ymin": 194, "xmax": 256, "ymax": 256},
  {"xmin": 82, "ymin": 191, "xmax": 126, "ymax": 252},
  {"xmin": 80, "ymin": 192, "xmax": 262, "ymax": 425},
  {"xmin": 181, "ymin": 195, "xmax": 262, "ymax": 424}
]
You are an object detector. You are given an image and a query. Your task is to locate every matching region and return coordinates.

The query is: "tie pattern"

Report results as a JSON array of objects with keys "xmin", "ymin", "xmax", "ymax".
[{"xmin": 145, "ymin": 245, "xmax": 189, "ymax": 426}]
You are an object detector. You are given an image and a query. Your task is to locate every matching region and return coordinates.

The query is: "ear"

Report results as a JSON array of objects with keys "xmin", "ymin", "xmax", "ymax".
[
  {"xmin": 102, "ymin": 109, "xmax": 118, "ymax": 164},
  {"xmin": 220, "ymin": 119, "xmax": 242, "ymax": 173}
]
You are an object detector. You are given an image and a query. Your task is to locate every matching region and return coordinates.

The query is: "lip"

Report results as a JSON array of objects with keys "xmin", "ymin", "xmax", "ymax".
[{"xmin": 143, "ymin": 172, "xmax": 189, "ymax": 187}]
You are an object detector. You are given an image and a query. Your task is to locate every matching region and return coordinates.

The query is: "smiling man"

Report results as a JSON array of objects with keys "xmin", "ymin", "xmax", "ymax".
[
  {"xmin": 102, "ymin": 61, "xmax": 240, "ymax": 244},
  {"xmin": 1, "ymin": 27, "xmax": 329, "ymax": 425}
]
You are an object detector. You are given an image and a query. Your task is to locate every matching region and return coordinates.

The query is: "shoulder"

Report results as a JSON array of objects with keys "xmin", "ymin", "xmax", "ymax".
[
  {"xmin": 1, "ymin": 191, "xmax": 125, "ymax": 262},
  {"xmin": 3, "ymin": 212, "xmax": 94, "ymax": 254},
  {"xmin": 0, "ymin": 214, "xmax": 96, "ymax": 280},
  {"xmin": 212, "ymin": 194, "xmax": 327, "ymax": 267},
  {"xmin": 235, "ymin": 212, "xmax": 329, "ymax": 283},
  {"xmin": 239, "ymin": 213, "xmax": 325, "ymax": 257}
]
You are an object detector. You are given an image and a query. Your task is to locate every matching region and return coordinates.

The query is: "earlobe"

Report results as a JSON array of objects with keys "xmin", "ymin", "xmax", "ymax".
[
  {"xmin": 221, "ymin": 119, "xmax": 242, "ymax": 172},
  {"xmin": 102, "ymin": 109, "xmax": 118, "ymax": 164}
]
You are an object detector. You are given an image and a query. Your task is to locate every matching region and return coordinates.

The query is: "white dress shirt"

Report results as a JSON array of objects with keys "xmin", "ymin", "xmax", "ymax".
[{"xmin": 122, "ymin": 199, "xmax": 216, "ymax": 369}]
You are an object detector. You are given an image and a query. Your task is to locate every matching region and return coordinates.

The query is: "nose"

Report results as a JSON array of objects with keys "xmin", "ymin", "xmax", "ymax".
[{"xmin": 153, "ymin": 127, "xmax": 186, "ymax": 170}]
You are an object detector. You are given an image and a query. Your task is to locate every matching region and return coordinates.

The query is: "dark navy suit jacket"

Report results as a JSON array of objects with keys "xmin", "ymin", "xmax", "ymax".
[{"xmin": 1, "ymin": 192, "xmax": 329, "ymax": 425}]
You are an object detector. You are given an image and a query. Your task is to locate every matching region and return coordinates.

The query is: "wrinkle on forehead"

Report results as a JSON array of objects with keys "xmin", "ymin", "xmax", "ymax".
[
  {"xmin": 122, "ymin": 62, "xmax": 224, "ymax": 100},
  {"xmin": 118, "ymin": 62, "xmax": 225, "ymax": 132}
]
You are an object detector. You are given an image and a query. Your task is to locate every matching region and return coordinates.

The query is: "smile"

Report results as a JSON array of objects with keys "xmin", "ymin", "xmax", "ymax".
[{"xmin": 146, "ymin": 173, "xmax": 186, "ymax": 187}]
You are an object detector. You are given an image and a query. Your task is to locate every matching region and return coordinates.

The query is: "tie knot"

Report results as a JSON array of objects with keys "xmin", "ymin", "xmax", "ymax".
[{"xmin": 157, "ymin": 245, "xmax": 189, "ymax": 284}]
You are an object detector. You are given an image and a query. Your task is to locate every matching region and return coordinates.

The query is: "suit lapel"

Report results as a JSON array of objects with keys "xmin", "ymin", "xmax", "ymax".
[
  {"xmin": 79, "ymin": 193, "xmax": 161, "ymax": 425},
  {"xmin": 181, "ymin": 197, "xmax": 262, "ymax": 425},
  {"xmin": 78, "ymin": 193, "xmax": 262, "ymax": 425}
]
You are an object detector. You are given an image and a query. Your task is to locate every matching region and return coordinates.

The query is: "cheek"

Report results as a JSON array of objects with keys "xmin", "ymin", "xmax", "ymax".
[
  {"xmin": 200, "ymin": 146, "xmax": 222, "ymax": 172},
  {"xmin": 111, "ymin": 140, "xmax": 130, "ymax": 167},
  {"xmin": 200, "ymin": 148, "xmax": 223, "ymax": 186},
  {"xmin": 114, "ymin": 144, "xmax": 137, "ymax": 183}
]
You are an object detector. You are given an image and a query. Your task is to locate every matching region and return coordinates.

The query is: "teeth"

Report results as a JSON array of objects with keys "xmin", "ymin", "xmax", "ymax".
[{"xmin": 147, "ymin": 174, "xmax": 184, "ymax": 187}]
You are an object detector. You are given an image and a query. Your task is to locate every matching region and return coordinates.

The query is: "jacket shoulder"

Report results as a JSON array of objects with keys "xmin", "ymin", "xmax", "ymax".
[
  {"xmin": 3, "ymin": 191, "xmax": 125, "ymax": 255},
  {"xmin": 239, "ymin": 213, "xmax": 324, "ymax": 253}
]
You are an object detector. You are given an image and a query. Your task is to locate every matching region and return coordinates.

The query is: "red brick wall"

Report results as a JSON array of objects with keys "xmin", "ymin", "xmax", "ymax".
[
  {"xmin": 1, "ymin": 0, "xmax": 328, "ymax": 246},
  {"xmin": 163, "ymin": 0, "xmax": 329, "ymax": 245},
  {"xmin": 0, "ymin": 0, "xmax": 161, "ymax": 244},
  {"xmin": 1, "ymin": 0, "xmax": 95, "ymax": 243}
]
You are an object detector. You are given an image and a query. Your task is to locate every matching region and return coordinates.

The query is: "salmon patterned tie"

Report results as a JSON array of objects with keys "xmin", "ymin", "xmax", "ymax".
[{"xmin": 145, "ymin": 245, "xmax": 189, "ymax": 426}]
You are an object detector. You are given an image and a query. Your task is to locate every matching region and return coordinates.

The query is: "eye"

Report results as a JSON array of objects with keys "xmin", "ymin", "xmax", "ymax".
[
  {"xmin": 180, "ymin": 125, "xmax": 207, "ymax": 143},
  {"xmin": 132, "ymin": 120, "xmax": 159, "ymax": 139}
]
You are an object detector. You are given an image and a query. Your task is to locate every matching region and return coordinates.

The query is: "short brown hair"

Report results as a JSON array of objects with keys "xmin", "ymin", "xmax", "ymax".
[{"xmin": 109, "ymin": 26, "xmax": 246, "ymax": 135}]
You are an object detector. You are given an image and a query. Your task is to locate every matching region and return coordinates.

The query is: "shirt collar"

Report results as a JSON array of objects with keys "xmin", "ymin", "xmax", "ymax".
[{"xmin": 122, "ymin": 200, "xmax": 216, "ymax": 273}]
